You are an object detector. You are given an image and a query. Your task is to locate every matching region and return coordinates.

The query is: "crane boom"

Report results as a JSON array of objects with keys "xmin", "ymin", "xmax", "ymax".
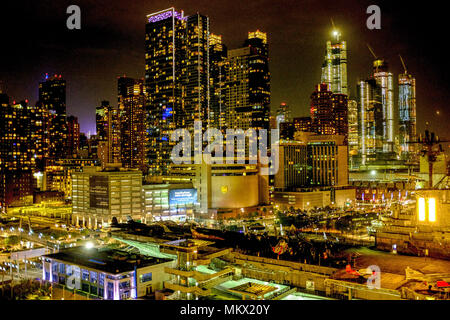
[
  {"xmin": 367, "ymin": 44, "xmax": 377, "ymax": 59},
  {"xmin": 331, "ymin": 18, "xmax": 336, "ymax": 30},
  {"xmin": 399, "ymin": 54, "xmax": 407, "ymax": 74}
]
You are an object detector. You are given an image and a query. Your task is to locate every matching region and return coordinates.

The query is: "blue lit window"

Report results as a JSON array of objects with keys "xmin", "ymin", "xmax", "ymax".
[
  {"xmin": 82, "ymin": 269, "xmax": 89, "ymax": 281},
  {"xmin": 90, "ymin": 271, "xmax": 98, "ymax": 283},
  {"xmin": 107, "ymin": 282, "xmax": 114, "ymax": 300},
  {"xmin": 140, "ymin": 273, "xmax": 152, "ymax": 283},
  {"xmin": 119, "ymin": 281, "xmax": 130, "ymax": 290},
  {"xmin": 99, "ymin": 273, "xmax": 105, "ymax": 286}
]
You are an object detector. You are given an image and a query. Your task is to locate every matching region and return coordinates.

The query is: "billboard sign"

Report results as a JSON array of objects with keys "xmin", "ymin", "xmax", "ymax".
[{"xmin": 169, "ymin": 189, "xmax": 197, "ymax": 206}]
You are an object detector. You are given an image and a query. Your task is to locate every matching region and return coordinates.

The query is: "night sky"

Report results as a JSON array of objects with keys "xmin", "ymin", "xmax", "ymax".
[{"xmin": 1, "ymin": 0, "xmax": 448, "ymax": 145}]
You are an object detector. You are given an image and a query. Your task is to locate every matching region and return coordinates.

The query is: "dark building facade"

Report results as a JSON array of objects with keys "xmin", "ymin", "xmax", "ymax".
[{"xmin": 310, "ymin": 83, "xmax": 348, "ymax": 143}]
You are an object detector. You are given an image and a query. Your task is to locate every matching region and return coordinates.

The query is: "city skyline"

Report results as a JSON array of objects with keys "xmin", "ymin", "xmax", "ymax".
[
  {"xmin": 0, "ymin": 0, "xmax": 448, "ymax": 142},
  {"xmin": 2, "ymin": 1, "xmax": 450, "ymax": 304}
]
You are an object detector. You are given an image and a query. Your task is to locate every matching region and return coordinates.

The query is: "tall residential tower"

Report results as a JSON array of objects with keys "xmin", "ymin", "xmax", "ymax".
[
  {"xmin": 321, "ymin": 30, "xmax": 348, "ymax": 95},
  {"xmin": 398, "ymin": 65, "xmax": 417, "ymax": 162}
]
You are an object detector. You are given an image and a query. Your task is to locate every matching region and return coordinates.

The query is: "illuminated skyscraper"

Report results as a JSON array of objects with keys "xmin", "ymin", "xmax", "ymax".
[
  {"xmin": 39, "ymin": 74, "xmax": 67, "ymax": 165},
  {"xmin": 118, "ymin": 77, "xmax": 146, "ymax": 170},
  {"xmin": 347, "ymin": 99, "xmax": 359, "ymax": 165},
  {"xmin": 372, "ymin": 59, "xmax": 394, "ymax": 153},
  {"xmin": 225, "ymin": 30, "xmax": 270, "ymax": 131},
  {"xmin": 183, "ymin": 14, "xmax": 210, "ymax": 127},
  {"xmin": 321, "ymin": 30, "xmax": 347, "ymax": 95},
  {"xmin": 398, "ymin": 72, "xmax": 417, "ymax": 162},
  {"xmin": 0, "ymin": 97, "xmax": 34, "ymax": 207},
  {"xmin": 209, "ymin": 33, "xmax": 227, "ymax": 130},
  {"xmin": 145, "ymin": 8, "xmax": 186, "ymax": 175},
  {"xmin": 310, "ymin": 83, "xmax": 334, "ymax": 135},
  {"xmin": 145, "ymin": 8, "xmax": 210, "ymax": 175},
  {"xmin": 357, "ymin": 78, "xmax": 383, "ymax": 165},
  {"xmin": 96, "ymin": 101, "xmax": 120, "ymax": 166},
  {"xmin": 31, "ymin": 100, "xmax": 50, "ymax": 171}
]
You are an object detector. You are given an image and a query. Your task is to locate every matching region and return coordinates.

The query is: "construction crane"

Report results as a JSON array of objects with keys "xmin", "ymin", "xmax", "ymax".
[
  {"xmin": 367, "ymin": 44, "xmax": 377, "ymax": 59},
  {"xmin": 399, "ymin": 54, "xmax": 408, "ymax": 74},
  {"xmin": 330, "ymin": 18, "xmax": 340, "ymax": 41},
  {"xmin": 367, "ymin": 44, "xmax": 383, "ymax": 73}
]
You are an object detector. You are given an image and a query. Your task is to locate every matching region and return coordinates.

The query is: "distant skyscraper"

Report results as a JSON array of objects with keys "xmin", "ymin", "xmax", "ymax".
[
  {"xmin": 66, "ymin": 115, "xmax": 80, "ymax": 158},
  {"xmin": 145, "ymin": 8, "xmax": 211, "ymax": 174},
  {"xmin": 398, "ymin": 72, "xmax": 417, "ymax": 162},
  {"xmin": 31, "ymin": 100, "xmax": 50, "ymax": 171},
  {"xmin": 321, "ymin": 30, "xmax": 347, "ymax": 95},
  {"xmin": 347, "ymin": 99, "xmax": 359, "ymax": 163},
  {"xmin": 118, "ymin": 77, "xmax": 146, "ymax": 170},
  {"xmin": 39, "ymin": 74, "xmax": 67, "ymax": 164},
  {"xmin": 331, "ymin": 93, "xmax": 348, "ymax": 143},
  {"xmin": 276, "ymin": 103, "xmax": 291, "ymax": 130},
  {"xmin": 225, "ymin": 30, "xmax": 270, "ymax": 131},
  {"xmin": 310, "ymin": 83, "xmax": 348, "ymax": 142},
  {"xmin": 311, "ymin": 83, "xmax": 335, "ymax": 135},
  {"xmin": 96, "ymin": 101, "xmax": 120, "ymax": 166},
  {"xmin": 209, "ymin": 33, "xmax": 227, "ymax": 130},
  {"xmin": 357, "ymin": 78, "xmax": 383, "ymax": 165},
  {"xmin": 372, "ymin": 59, "xmax": 394, "ymax": 153},
  {"xmin": 96, "ymin": 100, "xmax": 109, "ymax": 142}
]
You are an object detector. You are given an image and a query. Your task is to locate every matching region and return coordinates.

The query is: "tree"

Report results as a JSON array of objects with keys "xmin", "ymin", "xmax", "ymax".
[{"xmin": 4, "ymin": 236, "xmax": 19, "ymax": 247}]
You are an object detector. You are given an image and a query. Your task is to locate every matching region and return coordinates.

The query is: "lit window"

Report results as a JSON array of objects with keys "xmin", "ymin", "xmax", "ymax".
[
  {"xmin": 418, "ymin": 197, "xmax": 425, "ymax": 221},
  {"xmin": 428, "ymin": 198, "xmax": 436, "ymax": 222}
]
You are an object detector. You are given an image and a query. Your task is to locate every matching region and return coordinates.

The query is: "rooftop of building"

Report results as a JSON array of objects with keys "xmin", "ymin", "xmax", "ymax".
[
  {"xmin": 44, "ymin": 246, "xmax": 172, "ymax": 274},
  {"xmin": 228, "ymin": 281, "xmax": 277, "ymax": 297},
  {"xmin": 160, "ymin": 238, "xmax": 214, "ymax": 252},
  {"xmin": 74, "ymin": 165, "xmax": 142, "ymax": 175}
]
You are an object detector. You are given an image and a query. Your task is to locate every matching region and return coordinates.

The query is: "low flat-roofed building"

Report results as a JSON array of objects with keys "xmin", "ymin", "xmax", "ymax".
[
  {"xmin": 272, "ymin": 187, "xmax": 356, "ymax": 210},
  {"xmin": 272, "ymin": 132, "xmax": 354, "ymax": 210},
  {"xmin": 72, "ymin": 166, "xmax": 142, "ymax": 229},
  {"xmin": 42, "ymin": 246, "xmax": 175, "ymax": 300}
]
